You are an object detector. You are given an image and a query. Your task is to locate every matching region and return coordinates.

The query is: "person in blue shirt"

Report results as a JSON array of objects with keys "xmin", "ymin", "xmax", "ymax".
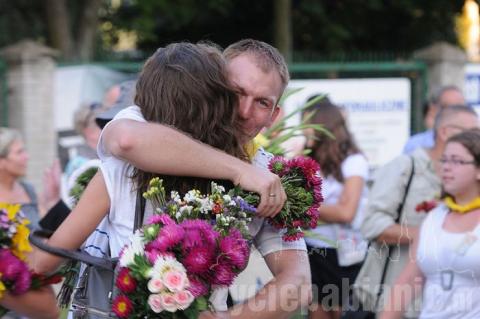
[{"xmin": 403, "ymin": 85, "xmax": 466, "ymax": 154}]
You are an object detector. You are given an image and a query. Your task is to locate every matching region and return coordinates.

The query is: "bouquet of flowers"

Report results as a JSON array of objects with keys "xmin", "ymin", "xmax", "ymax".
[
  {"xmin": 112, "ymin": 179, "xmax": 255, "ymax": 318},
  {"xmin": 0, "ymin": 203, "xmax": 33, "ymax": 299},
  {"xmin": 236, "ymin": 156, "xmax": 323, "ymax": 241},
  {"xmin": 0, "ymin": 204, "xmax": 63, "ymax": 314}
]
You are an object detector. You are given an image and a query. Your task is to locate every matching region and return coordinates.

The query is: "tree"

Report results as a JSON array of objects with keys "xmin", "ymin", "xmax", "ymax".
[
  {"xmin": 0, "ymin": 0, "xmax": 105, "ymax": 61},
  {"xmin": 45, "ymin": 0, "xmax": 103, "ymax": 61}
]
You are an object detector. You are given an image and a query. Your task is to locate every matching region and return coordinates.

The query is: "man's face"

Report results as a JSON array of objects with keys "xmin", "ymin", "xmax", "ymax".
[{"xmin": 227, "ymin": 54, "xmax": 283, "ymax": 144}]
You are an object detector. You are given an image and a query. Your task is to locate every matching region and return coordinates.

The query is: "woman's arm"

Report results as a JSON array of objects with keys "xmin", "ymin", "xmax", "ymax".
[
  {"xmin": 0, "ymin": 286, "xmax": 59, "ymax": 319},
  {"xmin": 378, "ymin": 237, "xmax": 425, "ymax": 319},
  {"xmin": 318, "ymin": 176, "xmax": 365, "ymax": 224},
  {"xmin": 33, "ymin": 171, "xmax": 110, "ymax": 273},
  {"xmin": 102, "ymin": 119, "xmax": 286, "ymax": 217}
]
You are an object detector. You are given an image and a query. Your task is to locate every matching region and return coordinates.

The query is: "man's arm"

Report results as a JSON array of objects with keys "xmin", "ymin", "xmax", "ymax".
[
  {"xmin": 102, "ymin": 119, "xmax": 286, "ymax": 217},
  {"xmin": 200, "ymin": 250, "xmax": 311, "ymax": 319}
]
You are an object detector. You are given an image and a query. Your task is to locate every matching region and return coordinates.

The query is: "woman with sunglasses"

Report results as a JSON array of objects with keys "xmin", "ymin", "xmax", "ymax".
[{"xmin": 380, "ymin": 128, "xmax": 480, "ymax": 319}]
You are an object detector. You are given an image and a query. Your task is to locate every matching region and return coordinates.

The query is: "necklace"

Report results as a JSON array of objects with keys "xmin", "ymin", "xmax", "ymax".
[
  {"xmin": 440, "ymin": 231, "xmax": 478, "ymax": 291},
  {"xmin": 444, "ymin": 196, "xmax": 480, "ymax": 214}
]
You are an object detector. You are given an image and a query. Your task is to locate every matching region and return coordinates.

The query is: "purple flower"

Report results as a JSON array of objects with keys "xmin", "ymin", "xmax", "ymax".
[
  {"xmin": 181, "ymin": 220, "xmax": 219, "ymax": 250},
  {"xmin": 146, "ymin": 213, "xmax": 174, "ymax": 226},
  {"xmin": 0, "ymin": 249, "xmax": 31, "ymax": 294},
  {"xmin": 160, "ymin": 223, "xmax": 184, "ymax": 245},
  {"xmin": 187, "ymin": 276, "xmax": 209, "ymax": 297},
  {"xmin": 0, "ymin": 249, "xmax": 22, "ymax": 280},
  {"xmin": 145, "ymin": 249, "xmax": 172, "ymax": 265},
  {"xmin": 183, "ymin": 246, "xmax": 214, "ymax": 275},
  {"xmin": 210, "ymin": 264, "xmax": 235, "ymax": 286},
  {"xmin": 11, "ymin": 263, "xmax": 31, "ymax": 294},
  {"xmin": 219, "ymin": 230, "xmax": 249, "ymax": 269},
  {"xmin": 235, "ymin": 198, "xmax": 257, "ymax": 214}
]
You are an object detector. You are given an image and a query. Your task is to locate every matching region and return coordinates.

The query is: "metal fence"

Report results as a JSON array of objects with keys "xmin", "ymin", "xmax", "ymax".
[{"xmin": 62, "ymin": 57, "xmax": 429, "ymax": 134}]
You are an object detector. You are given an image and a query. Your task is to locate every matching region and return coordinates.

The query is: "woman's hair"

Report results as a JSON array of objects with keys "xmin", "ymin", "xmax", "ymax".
[
  {"xmin": 0, "ymin": 127, "xmax": 21, "ymax": 158},
  {"xmin": 73, "ymin": 102, "xmax": 104, "ymax": 136},
  {"xmin": 446, "ymin": 128, "xmax": 480, "ymax": 166},
  {"xmin": 306, "ymin": 98, "xmax": 360, "ymax": 182},
  {"xmin": 132, "ymin": 42, "xmax": 245, "ymax": 193}
]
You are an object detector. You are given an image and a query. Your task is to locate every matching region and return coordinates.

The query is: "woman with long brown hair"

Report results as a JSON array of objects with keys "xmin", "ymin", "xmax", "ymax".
[{"xmin": 304, "ymin": 98, "xmax": 369, "ymax": 319}]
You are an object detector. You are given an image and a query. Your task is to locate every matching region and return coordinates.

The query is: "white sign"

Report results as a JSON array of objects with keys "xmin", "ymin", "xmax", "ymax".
[
  {"xmin": 284, "ymin": 78, "xmax": 411, "ymax": 170},
  {"xmin": 465, "ymin": 63, "xmax": 480, "ymax": 114}
]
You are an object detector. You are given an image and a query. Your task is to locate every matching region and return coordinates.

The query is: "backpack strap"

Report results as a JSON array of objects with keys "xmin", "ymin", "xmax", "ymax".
[{"xmin": 375, "ymin": 156, "xmax": 415, "ymax": 307}]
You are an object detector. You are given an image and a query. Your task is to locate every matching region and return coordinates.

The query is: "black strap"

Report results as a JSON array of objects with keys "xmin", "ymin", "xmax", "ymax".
[
  {"xmin": 134, "ymin": 188, "xmax": 146, "ymax": 231},
  {"xmin": 375, "ymin": 156, "xmax": 415, "ymax": 306},
  {"xmin": 30, "ymin": 190, "xmax": 146, "ymax": 269},
  {"xmin": 29, "ymin": 229, "xmax": 116, "ymax": 270}
]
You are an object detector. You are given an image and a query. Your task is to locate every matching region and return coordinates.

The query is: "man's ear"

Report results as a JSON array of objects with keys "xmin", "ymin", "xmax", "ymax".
[{"xmin": 266, "ymin": 105, "xmax": 281, "ymax": 127}]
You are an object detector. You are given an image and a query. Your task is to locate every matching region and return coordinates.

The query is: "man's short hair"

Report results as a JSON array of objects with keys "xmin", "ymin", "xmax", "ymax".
[
  {"xmin": 224, "ymin": 39, "xmax": 290, "ymax": 89},
  {"xmin": 429, "ymin": 85, "xmax": 462, "ymax": 107},
  {"xmin": 433, "ymin": 104, "xmax": 477, "ymax": 138}
]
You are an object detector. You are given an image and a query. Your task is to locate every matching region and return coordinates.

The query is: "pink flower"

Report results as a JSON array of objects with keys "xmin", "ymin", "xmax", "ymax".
[
  {"xmin": 187, "ymin": 276, "xmax": 209, "ymax": 297},
  {"xmin": 160, "ymin": 293, "xmax": 178, "ymax": 312},
  {"xmin": 163, "ymin": 270, "xmax": 188, "ymax": 292},
  {"xmin": 148, "ymin": 277, "xmax": 165, "ymax": 293},
  {"xmin": 0, "ymin": 249, "xmax": 31, "ymax": 294},
  {"xmin": 148, "ymin": 224, "xmax": 184, "ymax": 252},
  {"xmin": 12, "ymin": 266, "xmax": 31, "ymax": 295},
  {"xmin": 292, "ymin": 220, "xmax": 303, "ymax": 227},
  {"xmin": 283, "ymin": 232, "xmax": 304, "ymax": 242},
  {"xmin": 219, "ymin": 230, "xmax": 249, "ymax": 269},
  {"xmin": 174, "ymin": 290, "xmax": 194, "ymax": 310},
  {"xmin": 211, "ymin": 264, "xmax": 235, "ymax": 286},
  {"xmin": 148, "ymin": 294, "xmax": 164, "ymax": 313},
  {"xmin": 183, "ymin": 246, "xmax": 214, "ymax": 274},
  {"xmin": 181, "ymin": 220, "xmax": 219, "ymax": 250},
  {"xmin": 160, "ymin": 224, "xmax": 185, "ymax": 246},
  {"xmin": 268, "ymin": 156, "xmax": 290, "ymax": 176},
  {"xmin": 147, "ymin": 213, "xmax": 174, "ymax": 225}
]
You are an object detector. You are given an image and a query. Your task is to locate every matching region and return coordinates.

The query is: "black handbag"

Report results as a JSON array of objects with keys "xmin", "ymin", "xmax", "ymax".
[{"xmin": 30, "ymin": 191, "xmax": 146, "ymax": 318}]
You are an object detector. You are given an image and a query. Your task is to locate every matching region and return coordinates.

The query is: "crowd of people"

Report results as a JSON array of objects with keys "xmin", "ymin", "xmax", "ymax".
[{"xmin": 0, "ymin": 38, "xmax": 479, "ymax": 319}]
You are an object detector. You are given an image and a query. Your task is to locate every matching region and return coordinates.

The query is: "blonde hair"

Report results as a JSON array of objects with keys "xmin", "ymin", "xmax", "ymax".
[
  {"xmin": 224, "ymin": 39, "xmax": 290, "ymax": 90},
  {"xmin": 0, "ymin": 127, "xmax": 21, "ymax": 157},
  {"xmin": 73, "ymin": 103, "xmax": 104, "ymax": 135}
]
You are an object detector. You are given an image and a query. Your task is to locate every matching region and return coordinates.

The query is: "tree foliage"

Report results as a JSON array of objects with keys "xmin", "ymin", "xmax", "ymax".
[{"xmin": 0, "ymin": 0, "xmax": 468, "ymax": 61}]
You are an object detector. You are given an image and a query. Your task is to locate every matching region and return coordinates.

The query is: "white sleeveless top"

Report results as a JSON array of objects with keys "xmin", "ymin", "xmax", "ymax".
[{"xmin": 417, "ymin": 205, "xmax": 480, "ymax": 319}]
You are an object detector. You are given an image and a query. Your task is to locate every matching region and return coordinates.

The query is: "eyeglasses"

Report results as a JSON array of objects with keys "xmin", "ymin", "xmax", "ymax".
[{"xmin": 439, "ymin": 157, "xmax": 476, "ymax": 166}]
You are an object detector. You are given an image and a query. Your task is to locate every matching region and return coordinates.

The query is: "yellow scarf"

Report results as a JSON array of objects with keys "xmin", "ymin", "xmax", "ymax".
[{"xmin": 444, "ymin": 196, "xmax": 480, "ymax": 214}]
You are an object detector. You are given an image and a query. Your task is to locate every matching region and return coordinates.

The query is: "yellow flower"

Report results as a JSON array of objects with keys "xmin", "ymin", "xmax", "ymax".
[
  {"xmin": 0, "ymin": 203, "xmax": 21, "ymax": 221},
  {"xmin": 0, "ymin": 279, "xmax": 5, "ymax": 299},
  {"xmin": 11, "ymin": 224, "xmax": 32, "ymax": 260}
]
